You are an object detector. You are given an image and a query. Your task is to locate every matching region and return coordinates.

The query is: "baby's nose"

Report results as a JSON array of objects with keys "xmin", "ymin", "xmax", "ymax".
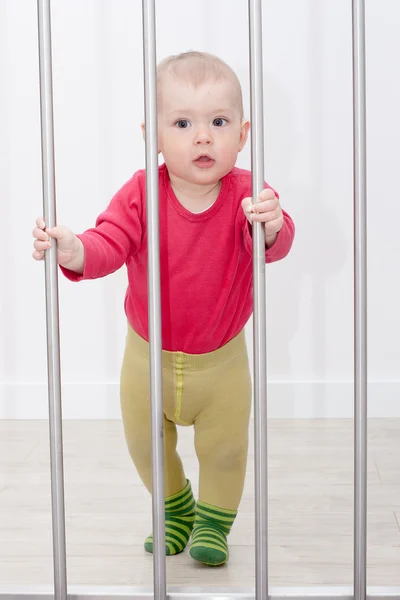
[{"xmin": 195, "ymin": 127, "xmax": 213, "ymax": 144}]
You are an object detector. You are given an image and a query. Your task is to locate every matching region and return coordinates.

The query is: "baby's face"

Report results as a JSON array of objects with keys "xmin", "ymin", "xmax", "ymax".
[{"xmin": 157, "ymin": 76, "xmax": 249, "ymax": 189}]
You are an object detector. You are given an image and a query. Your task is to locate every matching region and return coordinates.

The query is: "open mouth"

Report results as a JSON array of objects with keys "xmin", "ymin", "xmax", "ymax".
[{"xmin": 193, "ymin": 154, "xmax": 215, "ymax": 168}]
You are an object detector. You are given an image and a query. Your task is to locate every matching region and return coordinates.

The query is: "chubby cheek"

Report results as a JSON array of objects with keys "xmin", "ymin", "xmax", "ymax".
[
  {"xmin": 159, "ymin": 132, "xmax": 186, "ymax": 159},
  {"xmin": 219, "ymin": 141, "xmax": 240, "ymax": 164},
  {"xmin": 162, "ymin": 146, "xmax": 186, "ymax": 167},
  {"xmin": 217, "ymin": 131, "xmax": 242, "ymax": 153}
]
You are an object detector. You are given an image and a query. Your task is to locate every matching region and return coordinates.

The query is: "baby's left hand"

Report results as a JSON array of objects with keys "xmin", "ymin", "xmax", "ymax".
[{"xmin": 242, "ymin": 188, "xmax": 284, "ymax": 244}]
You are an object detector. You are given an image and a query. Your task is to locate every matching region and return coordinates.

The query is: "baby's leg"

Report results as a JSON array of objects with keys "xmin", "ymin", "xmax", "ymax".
[
  {"xmin": 120, "ymin": 325, "xmax": 195, "ymax": 554},
  {"xmin": 191, "ymin": 332, "xmax": 252, "ymax": 565},
  {"xmin": 194, "ymin": 387, "xmax": 251, "ymax": 510}
]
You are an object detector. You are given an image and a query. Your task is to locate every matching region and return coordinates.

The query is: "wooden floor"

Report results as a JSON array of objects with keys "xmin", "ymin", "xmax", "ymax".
[{"xmin": 0, "ymin": 419, "xmax": 399, "ymax": 588}]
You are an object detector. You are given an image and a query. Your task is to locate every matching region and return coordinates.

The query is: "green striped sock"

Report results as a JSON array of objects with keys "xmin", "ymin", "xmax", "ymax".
[
  {"xmin": 144, "ymin": 480, "xmax": 196, "ymax": 556},
  {"xmin": 189, "ymin": 500, "xmax": 237, "ymax": 566}
]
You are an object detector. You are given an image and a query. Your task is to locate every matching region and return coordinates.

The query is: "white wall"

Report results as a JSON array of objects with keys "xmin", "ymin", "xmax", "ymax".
[{"xmin": 0, "ymin": 0, "xmax": 399, "ymax": 419}]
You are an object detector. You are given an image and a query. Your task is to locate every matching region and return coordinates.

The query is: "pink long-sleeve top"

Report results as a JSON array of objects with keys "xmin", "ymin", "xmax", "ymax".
[{"xmin": 62, "ymin": 164, "xmax": 295, "ymax": 354}]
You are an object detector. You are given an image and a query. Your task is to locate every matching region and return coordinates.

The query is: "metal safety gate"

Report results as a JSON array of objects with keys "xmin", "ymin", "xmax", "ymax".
[{"xmin": 1, "ymin": 0, "xmax": 399, "ymax": 599}]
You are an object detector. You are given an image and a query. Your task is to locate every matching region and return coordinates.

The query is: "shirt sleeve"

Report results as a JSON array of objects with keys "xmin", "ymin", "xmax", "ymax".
[
  {"xmin": 242, "ymin": 185, "xmax": 295, "ymax": 263},
  {"xmin": 61, "ymin": 172, "xmax": 144, "ymax": 282}
]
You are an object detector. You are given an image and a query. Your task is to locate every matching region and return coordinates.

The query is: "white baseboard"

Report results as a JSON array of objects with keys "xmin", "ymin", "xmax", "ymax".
[{"xmin": 0, "ymin": 380, "xmax": 399, "ymax": 419}]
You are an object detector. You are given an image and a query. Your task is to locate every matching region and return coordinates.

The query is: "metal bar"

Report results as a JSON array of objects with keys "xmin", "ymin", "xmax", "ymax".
[
  {"xmin": 2, "ymin": 587, "xmax": 400, "ymax": 600},
  {"xmin": 248, "ymin": 1, "xmax": 268, "ymax": 599},
  {"xmin": 37, "ymin": 2, "xmax": 68, "ymax": 599},
  {"xmin": 141, "ymin": 1, "xmax": 166, "ymax": 599},
  {"xmin": 352, "ymin": 1, "xmax": 368, "ymax": 600}
]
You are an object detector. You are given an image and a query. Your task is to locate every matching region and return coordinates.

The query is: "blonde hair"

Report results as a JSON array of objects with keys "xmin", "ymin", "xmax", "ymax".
[{"xmin": 157, "ymin": 51, "xmax": 244, "ymax": 118}]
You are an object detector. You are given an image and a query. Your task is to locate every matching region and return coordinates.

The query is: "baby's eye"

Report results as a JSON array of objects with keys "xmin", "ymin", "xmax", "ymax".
[
  {"xmin": 175, "ymin": 119, "xmax": 191, "ymax": 129},
  {"xmin": 213, "ymin": 118, "xmax": 227, "ymax": 127}
]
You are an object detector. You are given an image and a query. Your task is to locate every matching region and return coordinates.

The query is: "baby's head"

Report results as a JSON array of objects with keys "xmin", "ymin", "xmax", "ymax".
[
  {"xmin": 157, "ymin": 51, "xmax": 244, "ymax": 120},
  {"xmin": 151, "ymin": 51, "xmax": 249, "ymax": 188}
]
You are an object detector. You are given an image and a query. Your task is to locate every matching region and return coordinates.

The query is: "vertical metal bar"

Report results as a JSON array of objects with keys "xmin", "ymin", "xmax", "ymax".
[
  {"xmin": 37, "ymin": 2, "xmax": 68, "ymax": 599},
  {"xmin": 142, "ymin": 1, "xmax": 166, "ymax": 599},
  {"xmin": 352, "ymin": 1, "xmax": 368, "ymax": 599},
  {"xmin": 249, "ymin": 1, "xmax": 268, "ymax": 599}
]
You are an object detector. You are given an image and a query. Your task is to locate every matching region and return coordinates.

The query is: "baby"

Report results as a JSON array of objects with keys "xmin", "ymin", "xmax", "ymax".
[{"xmin": 32, "ymin": 51, "xmax": 295, "ymax": 567}]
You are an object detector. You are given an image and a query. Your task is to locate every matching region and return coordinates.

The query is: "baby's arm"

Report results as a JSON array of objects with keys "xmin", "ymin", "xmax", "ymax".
[{"xmin": 32, "ymin": 174, "xmax": 143, "ymax": 280}]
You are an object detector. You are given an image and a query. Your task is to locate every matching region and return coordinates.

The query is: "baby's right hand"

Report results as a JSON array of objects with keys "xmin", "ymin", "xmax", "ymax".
[{"xmin": 32, "ymin": 217, "xmax": 84, "ymax": 273}]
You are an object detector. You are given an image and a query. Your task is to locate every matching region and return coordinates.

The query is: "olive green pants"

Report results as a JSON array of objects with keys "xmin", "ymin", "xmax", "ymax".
[{"xmin": 120, "ymin": 326, "xmax": 252, "ymax": 510}]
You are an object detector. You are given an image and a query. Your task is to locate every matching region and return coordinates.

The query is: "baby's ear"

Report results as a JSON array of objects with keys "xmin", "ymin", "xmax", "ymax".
[{"xmin": 239, "ymin": 120, "xmax": 250, "ymax": 152}]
